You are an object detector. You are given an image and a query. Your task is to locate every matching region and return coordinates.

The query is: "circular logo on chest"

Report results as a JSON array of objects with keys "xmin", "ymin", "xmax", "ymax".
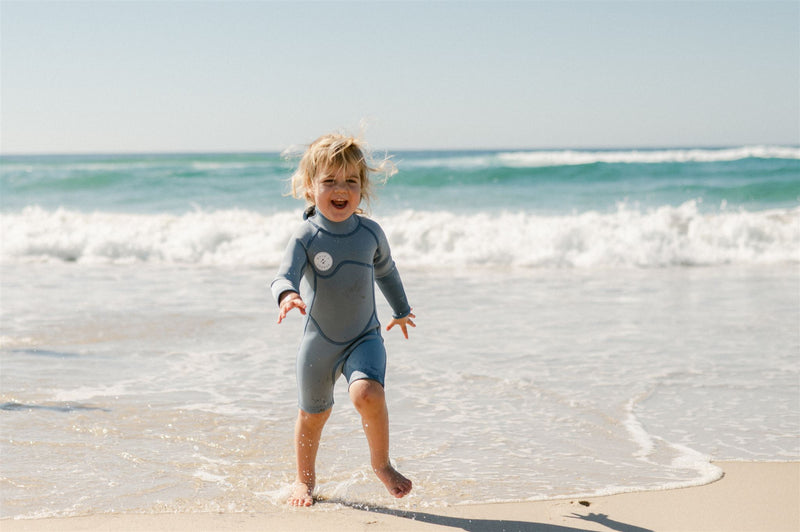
[{"xmin": 313, "ymin": 251, "xmax": 334, "ymax": 272}]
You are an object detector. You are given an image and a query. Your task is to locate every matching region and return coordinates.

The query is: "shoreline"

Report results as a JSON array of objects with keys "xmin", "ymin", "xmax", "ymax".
[{"xmin": 3, "ymin": 461, "xmax": 797, "ymax": 531}]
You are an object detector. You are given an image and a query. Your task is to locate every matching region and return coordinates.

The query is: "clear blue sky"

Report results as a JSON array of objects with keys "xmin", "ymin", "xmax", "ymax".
[{"xmin": 1, "ymin": 1, "xmax": 797, "ymax": 154}]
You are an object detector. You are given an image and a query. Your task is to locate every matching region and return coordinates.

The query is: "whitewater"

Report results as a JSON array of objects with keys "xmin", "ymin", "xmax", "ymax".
[{"xmin": 2, "ymin": 201, "xmax": 798, "ymax": 267}]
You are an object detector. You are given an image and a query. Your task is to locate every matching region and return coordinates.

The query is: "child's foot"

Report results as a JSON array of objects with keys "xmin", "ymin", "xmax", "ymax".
[
  {"xmin": 287, "ymin": 481, "xmax": 314, "ymax": 507},
  {"xmin": 374, "ymin": 464, "xmax": 412, "ymax": 498}
]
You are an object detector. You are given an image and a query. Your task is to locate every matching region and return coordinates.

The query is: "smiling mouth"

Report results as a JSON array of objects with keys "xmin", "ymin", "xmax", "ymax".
[{"xmin": 332, "ymin": 199, "xmax": 348, "ymax": 209}]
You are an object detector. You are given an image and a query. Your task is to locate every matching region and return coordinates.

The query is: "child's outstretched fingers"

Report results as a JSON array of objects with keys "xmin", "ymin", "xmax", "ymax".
[
  {"xmin": 277, "ymin": 294, "xmax": 306, "ymax": 324},
  {"xmin": 386, "ymin": 312, "xmax": 416, "ymax": 339}
]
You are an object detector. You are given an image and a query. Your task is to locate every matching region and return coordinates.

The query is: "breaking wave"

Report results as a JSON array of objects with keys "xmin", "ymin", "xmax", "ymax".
[{"xmin": 3, "ymin": 203, "xmax": 798, "ymax": 268}]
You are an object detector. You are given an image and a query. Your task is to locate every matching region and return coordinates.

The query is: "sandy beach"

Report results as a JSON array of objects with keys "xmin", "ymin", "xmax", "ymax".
[{"xmin": 3, "ymin": 461, "xmax": 797, "ymax": 532}]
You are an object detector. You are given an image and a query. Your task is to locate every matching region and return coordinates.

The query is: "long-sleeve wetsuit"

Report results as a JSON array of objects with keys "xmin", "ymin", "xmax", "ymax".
[{"xmin": 271, "ymin": 210, "xmax": 410, "ymax": 413}]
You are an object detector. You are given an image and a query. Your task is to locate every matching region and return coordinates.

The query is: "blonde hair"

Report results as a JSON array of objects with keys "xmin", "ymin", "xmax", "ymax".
[{"xmin": 289, "ymin": 133, "xmax": 396, "ymax": 214}]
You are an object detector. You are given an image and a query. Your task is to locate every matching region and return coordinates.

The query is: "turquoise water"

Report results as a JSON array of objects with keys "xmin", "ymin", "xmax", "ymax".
[{"xmin": 2, "ymin": 146, "xmax": 798, "ymax": 215}]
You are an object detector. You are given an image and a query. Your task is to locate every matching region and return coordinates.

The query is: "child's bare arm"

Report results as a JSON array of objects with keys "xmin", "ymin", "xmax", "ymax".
[
  {"xmin": 277, "ymin": 291, "xmax": 307, "ymax": 324},
  {"xmin": 386, "ymin": 311, "xmax": 416, "ymax": 339}
]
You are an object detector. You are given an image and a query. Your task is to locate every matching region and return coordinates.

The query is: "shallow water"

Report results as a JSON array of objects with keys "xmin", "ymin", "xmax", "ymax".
[{"xmin": 1, "ymin": 262, "xmax": 797, "ymax": 517}]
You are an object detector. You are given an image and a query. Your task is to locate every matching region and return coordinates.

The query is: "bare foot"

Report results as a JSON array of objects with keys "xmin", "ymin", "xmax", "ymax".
[
  {"xmin": 374, "ymin": 464, "xmax": 412, "ymax": 498},
  {"xmin": 287, "ymin": 481, "xmax": 314, "ymax": 507}
]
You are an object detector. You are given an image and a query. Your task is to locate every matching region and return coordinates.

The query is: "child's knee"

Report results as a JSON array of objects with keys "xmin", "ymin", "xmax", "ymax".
[
  {"xmin": 349, "ymin": 379, "xmax": 384, "ymax": 410},
  {"xmin": 298, "ymin": 408, "xmax": 331, "ymax": 427}
]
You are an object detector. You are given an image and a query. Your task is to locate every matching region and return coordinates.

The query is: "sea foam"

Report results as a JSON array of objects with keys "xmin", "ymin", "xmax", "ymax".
[{"xmin": 2, "ymin": 203, "xmax": 798, "ymax": 267}]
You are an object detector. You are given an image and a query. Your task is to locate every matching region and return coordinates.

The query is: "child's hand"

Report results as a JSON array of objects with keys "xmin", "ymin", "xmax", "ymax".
[
  {"xmin": 277, "ymin": 292, "xmax": 306, "ymax": 324},
  {"xmin": 386, "ymin": 311, "xmax": 416, "ymax": 339}
]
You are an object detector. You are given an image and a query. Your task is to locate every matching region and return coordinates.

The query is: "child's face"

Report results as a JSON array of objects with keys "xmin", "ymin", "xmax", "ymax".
[{"xmin": 312, "ymin": 164, "xmax": 362, "ymax": 222}]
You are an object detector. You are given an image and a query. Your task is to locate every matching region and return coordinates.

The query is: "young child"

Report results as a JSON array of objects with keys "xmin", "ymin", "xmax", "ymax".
[{"xmin": 272, "ymin": 133, "xmax": 415, "ymax": 506}]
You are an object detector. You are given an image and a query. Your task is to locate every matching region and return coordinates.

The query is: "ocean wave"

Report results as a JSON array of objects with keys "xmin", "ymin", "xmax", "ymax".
[
  {"xmin": 0, "ymin": 207, "xmax": 298, "ymax": 266},
  {"xmin": 497, "ymin": 146, "xmax": 800, "ymax": 167},
  {"xmin": 401, "ymin": 146, "xmax": 800, "ymax": 169},
  {"xmin": 0, "ymin": 153, "xmax": 284, "ymax": 170},
  {"xmin": 2, "ymin": 203, "xmax": 798, "ymax": 268}
]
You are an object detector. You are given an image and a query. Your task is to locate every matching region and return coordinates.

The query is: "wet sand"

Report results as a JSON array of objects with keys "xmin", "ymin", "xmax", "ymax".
[{"xmin": 3, "ymin": 462, "xmax": 797, "ymax": 531}]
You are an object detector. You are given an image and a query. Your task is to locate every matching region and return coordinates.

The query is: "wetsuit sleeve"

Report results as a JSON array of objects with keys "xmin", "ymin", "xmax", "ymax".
[
  {"xmin": 270, "ymin": 228, "xmax": 308, "ymax": 306},
  {"xmin": 372, "ymin": 225, "xmax": 411, "ymax": 319}
]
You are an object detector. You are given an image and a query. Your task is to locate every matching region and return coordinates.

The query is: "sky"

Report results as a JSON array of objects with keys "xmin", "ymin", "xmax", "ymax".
[{"xmin": 1, "ymin": 0, "xmax": 798, "ymax": 154}]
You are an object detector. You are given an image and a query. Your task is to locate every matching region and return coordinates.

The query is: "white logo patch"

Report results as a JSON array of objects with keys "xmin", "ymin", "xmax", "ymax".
[{"xmin": 313, "ymin": 252, "xmax": 334, "ymax": 272}]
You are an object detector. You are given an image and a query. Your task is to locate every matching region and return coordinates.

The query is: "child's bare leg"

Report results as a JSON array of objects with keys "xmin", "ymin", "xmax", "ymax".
[
  {"xmin": 290, "ymin": 407, "xmax": 331, "ymax": 506},
  {"xmin": 349, "ymin": 379, "xmax": 412, "ymax": 498}
]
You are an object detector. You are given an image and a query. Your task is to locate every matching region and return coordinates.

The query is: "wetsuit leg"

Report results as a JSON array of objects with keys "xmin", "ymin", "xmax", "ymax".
[
  {"xmin": 342, "ymin": 330, "xmax": 387, "ymax": 388},
  {"xmin": 295, "ymin": 324, "xmax": 342, "ymax": 414}
]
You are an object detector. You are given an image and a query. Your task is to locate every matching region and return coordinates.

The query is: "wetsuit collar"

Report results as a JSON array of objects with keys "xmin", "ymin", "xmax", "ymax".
[{"xmin": 306, "ymin": 207, "xmax": 359, "ymax": 235}]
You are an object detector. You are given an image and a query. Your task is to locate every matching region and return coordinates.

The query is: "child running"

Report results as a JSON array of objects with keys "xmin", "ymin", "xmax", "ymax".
[{"xmin": 272, "ymin": 133, "xmax": 415, "ymax": 506}]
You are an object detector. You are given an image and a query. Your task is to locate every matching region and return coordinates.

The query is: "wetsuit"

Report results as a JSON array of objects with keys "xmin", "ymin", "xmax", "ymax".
[{"xmin": 271, "ymin": 209, "xmax": 411, "ymax": 414}]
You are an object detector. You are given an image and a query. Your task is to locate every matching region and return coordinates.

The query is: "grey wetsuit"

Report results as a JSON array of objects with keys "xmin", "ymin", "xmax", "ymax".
[{"xmin": 271, "ymin": 209, "xmax": 411, "ymax": 414}]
